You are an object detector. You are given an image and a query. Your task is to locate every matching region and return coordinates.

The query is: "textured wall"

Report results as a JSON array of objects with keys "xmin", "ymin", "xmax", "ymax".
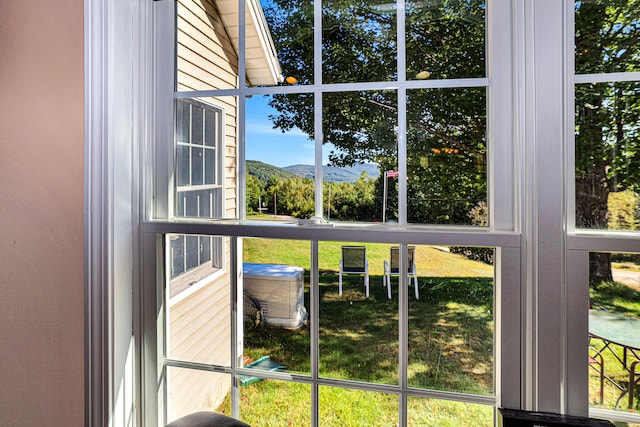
[{"xmin": 0, "ymin": 1, "xmax": 85, "ymax": 425}]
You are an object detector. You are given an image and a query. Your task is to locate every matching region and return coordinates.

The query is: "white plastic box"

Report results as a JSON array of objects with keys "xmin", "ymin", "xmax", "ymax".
[{"xmin": 242, "ymin": 263, "xmax": 308, "ymax": 329}]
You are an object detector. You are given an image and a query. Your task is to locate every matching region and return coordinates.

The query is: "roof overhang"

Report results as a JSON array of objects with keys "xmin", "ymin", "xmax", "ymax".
[{"xmin": 215, "ymin": 0, "xmax": 284, "ymax": 86}]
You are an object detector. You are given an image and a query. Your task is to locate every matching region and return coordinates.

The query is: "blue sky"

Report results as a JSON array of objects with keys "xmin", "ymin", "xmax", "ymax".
[{"xmin": 245, "ymin": 95, "xmax": 332, "ymax": 167}]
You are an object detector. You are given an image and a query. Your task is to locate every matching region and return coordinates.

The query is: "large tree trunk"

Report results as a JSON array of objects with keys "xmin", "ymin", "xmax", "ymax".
[{"xmin": 575, "ymin": 167, "xmax": 613, "ymax": 283}]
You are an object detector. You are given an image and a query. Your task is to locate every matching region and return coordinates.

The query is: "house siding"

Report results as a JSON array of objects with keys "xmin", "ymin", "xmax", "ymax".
[{"xmin": 168, "ymin": 0, "xmax": 239, "ymax": 421}]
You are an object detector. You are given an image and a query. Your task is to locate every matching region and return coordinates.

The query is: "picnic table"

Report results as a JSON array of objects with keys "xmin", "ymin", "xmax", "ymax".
[{"xmin": 589, "ymin": 309, "xmax": 640, "ymax": 408}]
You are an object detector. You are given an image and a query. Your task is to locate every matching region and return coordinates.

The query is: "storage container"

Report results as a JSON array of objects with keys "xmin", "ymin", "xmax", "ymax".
[{"xmin": 242, "ymin": 263, "xmax": 308, "ymax": 329}]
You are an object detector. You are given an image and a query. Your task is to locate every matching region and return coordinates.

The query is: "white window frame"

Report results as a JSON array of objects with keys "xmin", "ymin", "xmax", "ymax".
[{"xmin": 83, "ymin": 0, "xmax": 640, "ymax": 426}]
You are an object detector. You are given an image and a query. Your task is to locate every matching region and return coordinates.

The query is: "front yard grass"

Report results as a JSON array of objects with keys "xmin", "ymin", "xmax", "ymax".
[{"xmin": 218, "ymin": 239, "xmax": 495, "ymax": 425}]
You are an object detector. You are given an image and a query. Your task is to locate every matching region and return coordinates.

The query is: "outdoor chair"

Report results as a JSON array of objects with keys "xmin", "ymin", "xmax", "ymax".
[
  {"xmin": 339, "ymin": 246, "xmax": 370, "ymax": 297},
  {"xmin": 383, "ymin": 246, "xmax": 419, "ymax": 300}
]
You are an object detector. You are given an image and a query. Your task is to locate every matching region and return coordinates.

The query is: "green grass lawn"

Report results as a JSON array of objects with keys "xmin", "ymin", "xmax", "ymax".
[
  {"xmin": 218, "ymin": 239, "xmax": 495, "ymax": 425},
  {"xmin": 223, "ymin": 238, "xmax": 640, "ymax": 426},
  {"xmin": 589, "ymin": 279, "xmax": 640, "ymax": 418}
]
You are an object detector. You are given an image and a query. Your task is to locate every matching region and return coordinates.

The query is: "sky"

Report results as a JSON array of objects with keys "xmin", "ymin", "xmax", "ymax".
[{"xmin": 245, "ymin": 95, "xmax": 333, "ymax": 167}]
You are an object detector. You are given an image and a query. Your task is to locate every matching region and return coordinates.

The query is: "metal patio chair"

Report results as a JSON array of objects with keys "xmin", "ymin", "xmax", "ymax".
[
  {"xmin": 339, "ymin": 246, "xmax": 370, "ymax": 297},
  {"xmin": 383, "ymin": 246, "xmax": 419, "ymax": 300}
]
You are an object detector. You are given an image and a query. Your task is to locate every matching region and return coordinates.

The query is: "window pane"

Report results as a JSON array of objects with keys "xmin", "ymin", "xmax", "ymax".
[
  {"xmin": 204, "ymin": 148, "xmax": 215, "ymax": 185},
  {"xmin": 176, "ymin": 100, "xmax": 190, "ymax": 142},
  {"xmin": 575, "ymin": 82, "xmax": 640, "ymax": 230},
  {"xmin": 322, "ymin": 91, "xmax": 397, "ymax": 223},
  {"xmin": 204, "ymin": 109, "xmax": 216, "ymax": 147},
  {"xmin": 588, "ymin": 252, "xmax": 640, "ymax": 414},
  {"xmin": 406, "ymin": 0, "xmax": 486, "ymax": 80},
  {"xmin": 192, "ymin": 107, "xmax": 203, "ymax": 145},
  {"xmin": 407, "ymin": 244, "xmax": 494, "ymax": 396},
  {"xmin": 176, "ymin": 0, "xmax": 238, "ymax": 90},
  {"xmin": 165, "ymin": 367, "xmax": 231, "ymax": 424},
  {"xmin": 242, "ymin": 238, "xmax": 310, "ymax": 374},
  {"xmin": 407, "ymin": 87, "xmax": 488, "ymax": 225},
  {"xmin": 318, "ymin": 241, "xmax": 398, "ymax": 384},
  {"xmin": 198, "ymin": 189, "xmax": 212, "ymax": 217},
  {"xmin": 185, "ymin": 235, "xmax": 199, "ymax": 270},
  {"xmin": 234, "ymin": 380, "xmax": 311, "ymax": 426},
  {"xmin": 177, "ymin": 145, "xmax": 190, "ymax": 187},
  {"xmin": 246, "ymin": 94, "xmax": 316, "ymax": 220},
  {"xmin": 407, "ymin": 397, "xmax": 493, "ymax": 426},
  {"xmin": 322, "ymin": 0, "xmax": 397, "ymax": 83},
  {"xmin": 319, "ymin": 386, "xmax": 398, "ymax": 426},
  {"xmin": 256, "ymin": 0, "xmax": 313, "ymax": 86},
  {"xmin": 199, "ymin": 236, "xmax": 211, "ymax": 264},
  {"xmin": 170, "ymin": 235, "xmax": 185, "ymax": 278},
  {"xmin": 575, "ymin": 0, "xmax": 640, "ymax": 75},
  {"xmin": 191, "ymin": 147, "xmax": 204, "ymax": 186}
]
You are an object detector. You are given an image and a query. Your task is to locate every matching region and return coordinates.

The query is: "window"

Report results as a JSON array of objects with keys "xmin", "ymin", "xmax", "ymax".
[
  {"xmin": 169, "ymin": 99, "xmax": 224, "ymax": 296},
  {"xmin": 97, "ymin": 0, "xmax": 640, "ymax": 426},
  {"xmin": 150, "ymin": 0, "xmax": 517, "ymax": 425}
]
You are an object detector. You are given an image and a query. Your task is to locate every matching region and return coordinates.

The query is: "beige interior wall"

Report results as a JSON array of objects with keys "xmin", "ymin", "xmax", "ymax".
[{"xmin": 0, "ymin": 1, "xmax": 85, "ymax": 425}]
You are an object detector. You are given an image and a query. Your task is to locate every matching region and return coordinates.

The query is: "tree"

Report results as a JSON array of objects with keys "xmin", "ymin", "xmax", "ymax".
[
  {"xmin": 246, "ymin": 174, "xmax": 265, "ymax": 214},
  {"xmin": 575, "ymin": 0, "xmax": 640, "ymax": 281},
  {"xmin": 263, "ymin": 0, "xmax": 640, "ymax": 275},
  {"xmin": 264, "ymin": 0, "xmax": 487, "ymax": 225}
]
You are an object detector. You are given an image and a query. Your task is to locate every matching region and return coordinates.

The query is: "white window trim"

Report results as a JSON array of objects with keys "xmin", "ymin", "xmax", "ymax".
[{"xmin": 85, "ymin": 0, "xmax": 640, "ymax": 426}]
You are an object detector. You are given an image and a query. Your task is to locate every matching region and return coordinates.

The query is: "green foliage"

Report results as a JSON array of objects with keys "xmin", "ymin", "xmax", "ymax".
[
  {"xmin": 246, "ymin": 174, "xmax": 264, "ymax": 214},
  {"xmin": 263, "ymin": 0, "xmax": 488, "ymax": 225},
  {"xmin": 608, "ymin": 190, "xmax": 640, "ymax": 230},
  {"xmin": 451, "ymin": 202, "xmax": 494, "ymax": 264},
  {"xmin": 246, "ymin": 160, "xmax": 297, "ymax": 184}
]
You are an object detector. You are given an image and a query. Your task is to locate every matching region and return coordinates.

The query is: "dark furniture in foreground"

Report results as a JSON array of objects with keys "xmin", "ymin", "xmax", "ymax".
[
  {"xmin": 498, "ymin": 408, "xmax": 614, "ymax": 427},
  {"xmin": 166, "ymin": 412, "xmax": 251, "ymax": 427}
]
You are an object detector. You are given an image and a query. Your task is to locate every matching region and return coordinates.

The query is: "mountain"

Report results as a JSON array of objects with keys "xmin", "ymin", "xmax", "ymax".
[
  {"xmin": 246, "ymin": 160, "xmax": 297, "ymax": 183},
  {"xmin": 247, "ymin": 160, "xmax": 380, "ymax": 184},
  {"xmin": 283, "ymin": 163, "xmax": 379, "ymax": 183}
]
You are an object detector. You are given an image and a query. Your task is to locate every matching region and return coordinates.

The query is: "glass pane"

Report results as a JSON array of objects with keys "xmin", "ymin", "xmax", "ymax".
[
  {"xmin": 166, "ymin": 234, "xmax": 230, "ymax": 364},
  {"xmin": 407, "ymin": 397, "xmax": 493, "ymax": 426},
  {"xmin": 318, "ymin": 241, "xmax": 398, "ymax": 384},
  {"xmin": 170, "ymin": 235, "xmax": 185, "ymax": 278},
  {"xmin": 589, "ymin": 252, "xmax": 640, "ymax": 414},
  {"xmin": 199, "ymin": 235, "xmax": 211, "ymax": 263},
  {"xmin": 406, "ymin": 0, "xmax": 486, "ymax": 80},
  {"xmin": 407, "ymin": 87, "xmax": 488, "ymax": 225},
  {"xmin": 166, "ymin": 367, "xmax": 231, "ymax": 424},
  {"xmin": 319, "ymin": 386, "xmax": 398, "ymax": 426},
  {"xmin": 191, "ymin": 147, "xmax": 204, "ymax": 186},
  {"xmin": 407, "ymin": 244, "xmax": 494, "ymax": 396},
  {"xmin": 242, "ymin": 238, "xmax": 310, "ymax": 375},
  {"xmin": 575, "ymin": 0, "xmax": 640, "ymax": 75},
  {"xmin": 575, "ymin": 82, "xmax": 640, "ymax": 230},
  {"xmin": 204, "ymin": 148, "xmax": 215, "ymax": 185},
  {"xmin": 322, "ymin": 90, "xmax": 397, "ymax": 223},
  {"xmin": 177, "ymin": 145, "xmax": 190, "ymax": 187},
  {"xmin": 176, "ymin": 100, "xmax": 190, "ymax": 142},
  {"xmin": 191, "ymin": 106, "xmax": 203, "ymax": 145},
  {"xmin": 246, "ymin": 94, "xmax": 316, "ymax": 220},
  {"xmin": 176, "ymin": 0, "xmax": 238, "ymax": 90},
  {"xmin": 204, "ymin": 109, "xmax": 215, "ymax": 147},
  {"xmin": 258, "ymin": 0, "xmax": 314, "ymax": 86},
  {"xmin": 232, "ymin": 380, "xmax": 311, "ymax": 426},
  {"xmin": 322, "ymin": 0, "xmax": 397, "ymax": 83},
  {"xmin": 185, "ymin": 235, "xmax": 199, "ymax": 270},
  {"xmin": 198, "ymin": 189, "xmax": 212, "ymax": 217}
]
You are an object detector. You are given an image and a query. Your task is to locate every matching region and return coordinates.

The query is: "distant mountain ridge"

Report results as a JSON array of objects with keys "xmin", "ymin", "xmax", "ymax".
[
  {"xmin": 284, "ymin": 163, "xmax": 379, "ymax": 183},
  {"xmin": 246, "ymin": 160, "xmax": 379, "ymax": 184}
]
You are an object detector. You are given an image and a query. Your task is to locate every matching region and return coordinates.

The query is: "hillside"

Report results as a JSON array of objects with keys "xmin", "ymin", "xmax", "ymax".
[
  {"xmin": 284, "ymin": 163, "xmax": 379, "ymax": 183},
  {"xmin": 246, "ymin": 160, "xmax": 297, "ymax": 183},
  {"xmin": 247, "ymin": 160, "xmax": 379, "ymax": 184}
]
